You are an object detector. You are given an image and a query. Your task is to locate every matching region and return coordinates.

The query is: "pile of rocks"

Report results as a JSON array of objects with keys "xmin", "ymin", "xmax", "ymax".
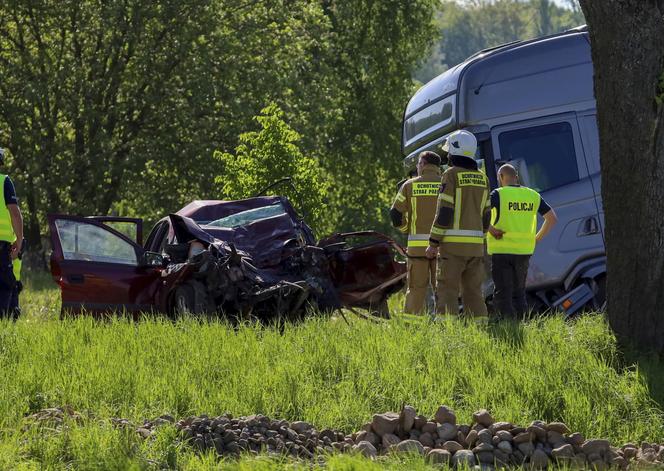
[
  {"xmin": 22, "ymin": 406, "xmax": 664, "ymax": 469},
  {"xmin": 173, "ymin": 406, "xmax": 664, "ymax": 469},
  {"xmin": 354, "ymin": 406, "xmax": 638, "ymax": 469},
  {"xmin": 174, "ymin": 414, "xmax": 345, "ymax": 460}
]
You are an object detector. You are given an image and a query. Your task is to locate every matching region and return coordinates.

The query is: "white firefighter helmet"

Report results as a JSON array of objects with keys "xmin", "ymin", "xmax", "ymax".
[{"xmin": 442, "ymin": 130, "xmax": 477, "ymax": 157}]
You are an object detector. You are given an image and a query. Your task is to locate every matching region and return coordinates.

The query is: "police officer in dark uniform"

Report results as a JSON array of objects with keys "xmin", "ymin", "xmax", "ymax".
[{"xmin": 0, "ymin": 148, "xmax": 23, "ymax": 318}]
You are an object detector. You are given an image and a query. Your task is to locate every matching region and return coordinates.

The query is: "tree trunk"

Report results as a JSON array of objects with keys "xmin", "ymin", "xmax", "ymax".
[{"xmin": 579, "ymin": 1, "xmax": 664, "ymax": 353}]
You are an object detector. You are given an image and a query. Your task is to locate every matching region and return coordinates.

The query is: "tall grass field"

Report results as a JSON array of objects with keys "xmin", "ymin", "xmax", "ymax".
[{"xmin": 1, "ymin": 273, "xmax": 663, "ymax": 469}]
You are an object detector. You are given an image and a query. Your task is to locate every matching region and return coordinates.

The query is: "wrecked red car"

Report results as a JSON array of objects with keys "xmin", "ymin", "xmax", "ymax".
[{"xmin": 48, "ymin": 196, "xmax": 406, "ymax": 321}]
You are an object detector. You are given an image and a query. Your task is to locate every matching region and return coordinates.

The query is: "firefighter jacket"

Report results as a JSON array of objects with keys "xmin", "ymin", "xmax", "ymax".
[
  {"xmin": 390, "ymin": 164, "xmax": 441, "ymax": 257},
  {"xmin": 429, "ymin": 157, "xmax": 490, "ymax": 257}
]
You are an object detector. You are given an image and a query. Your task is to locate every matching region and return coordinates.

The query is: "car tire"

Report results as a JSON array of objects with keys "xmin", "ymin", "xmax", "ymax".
[
  {"xmin": 369, "ymin": 298, "xmax": 390, "ymax": 319},
  {"xmin": 174, "ymin": 284, "xmax": 196, "ymax": 316}
]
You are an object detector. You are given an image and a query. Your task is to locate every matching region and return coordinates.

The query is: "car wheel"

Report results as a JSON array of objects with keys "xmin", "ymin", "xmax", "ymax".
[
  {"xmin": 174, "ymin": 284, "xmax": 196, "ymax": 316},
  {"xmin": 369, "ymin": 298, "xmax": 390, "ymax": 319}
]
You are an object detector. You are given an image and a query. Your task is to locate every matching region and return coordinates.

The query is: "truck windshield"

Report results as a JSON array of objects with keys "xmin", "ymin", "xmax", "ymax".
[{"xmin": 206, "ymin": 204, "xmax": 287, "ymax": 229}]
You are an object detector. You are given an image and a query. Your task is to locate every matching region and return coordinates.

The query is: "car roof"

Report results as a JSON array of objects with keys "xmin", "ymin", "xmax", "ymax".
[{"xmin": 176, "ymin": 196, "xmax": 286, "ymax": 224}]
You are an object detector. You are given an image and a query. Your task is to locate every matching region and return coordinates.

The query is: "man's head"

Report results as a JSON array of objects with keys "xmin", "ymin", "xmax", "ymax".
[
  {"xmin": 416, "ymin": 151, "xmax": 442, "ymax": 175},
  {"xmin": 442, "ymin": 130, "xmax": 477, "ymax": 158},
  {"xmin": 497, "ymin": 164, "xmax": 519, "ymax": 187}
]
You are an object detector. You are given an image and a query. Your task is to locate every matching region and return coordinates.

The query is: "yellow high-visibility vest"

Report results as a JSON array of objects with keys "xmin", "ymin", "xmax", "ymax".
[
  {"xmin": 0, "ymin": 175, "xmax": 16, "ymax": 243},
  {"xmin": 487, "ymin": 186, "xmax": 540, "ymax": 255}
]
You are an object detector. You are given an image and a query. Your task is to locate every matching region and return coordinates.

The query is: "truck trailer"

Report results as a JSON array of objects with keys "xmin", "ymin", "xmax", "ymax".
[{"xmin": 402, "ymin": 26, "xmax": 604, "ymax": 314}]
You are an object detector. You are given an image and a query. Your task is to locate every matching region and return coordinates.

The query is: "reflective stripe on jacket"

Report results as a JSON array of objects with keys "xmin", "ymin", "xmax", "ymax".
[
  {"xmin": 429, "ymin": 164, "xmax": 490, "ymax": 257},
  {"xmin": 391, "ymin": 165, "xmax": 441, "ymax": 257},
  {"xmin": 487, "ymin": 186, "xmax": 540, "ymax": 255}
]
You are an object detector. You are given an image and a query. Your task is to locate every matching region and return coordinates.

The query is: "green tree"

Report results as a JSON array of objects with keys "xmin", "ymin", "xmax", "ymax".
[
  {"xmin": 0, "ymin": 0, "xmax": 215, "ymax": 251},
  {"xmin": 215, "ymin": 104, "xmax": 332, "ymax": 234},
  {"xmin": 416, "ymin": 0, "xmax": 586, "ymax": 83}
]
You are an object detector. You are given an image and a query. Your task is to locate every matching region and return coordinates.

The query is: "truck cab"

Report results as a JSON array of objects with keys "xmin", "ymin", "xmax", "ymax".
[{"xmin": 402, "ymin": 26, "xmax": 605, "ymax": 313}]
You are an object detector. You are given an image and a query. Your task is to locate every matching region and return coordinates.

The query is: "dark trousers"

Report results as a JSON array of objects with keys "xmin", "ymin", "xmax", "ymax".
[
  {"xmin": 491, "ymin": 253, "xmax": 531, "ymax": 318},
  {"xmin": 0, "ymin": 242, "xmax": 15, "ymax": 318}
]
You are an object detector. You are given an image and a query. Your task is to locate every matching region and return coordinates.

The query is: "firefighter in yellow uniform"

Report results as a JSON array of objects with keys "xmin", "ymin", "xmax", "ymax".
[
  {"xmin": 426, "ymin": 130, "xmax": 490, "ymax": 322},
  {"xmin": 390, "ymin": 151, "xmax": 442, "ymax": 317}
]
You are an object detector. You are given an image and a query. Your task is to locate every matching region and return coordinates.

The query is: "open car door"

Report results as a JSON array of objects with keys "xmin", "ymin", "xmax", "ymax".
[
  {"xmin": 87, "ymin": 217, "xmax": 144, "ymax": 245},
  {"xmin": 48, "ymin": 215, "xmax": 162, "ymax": 317}
]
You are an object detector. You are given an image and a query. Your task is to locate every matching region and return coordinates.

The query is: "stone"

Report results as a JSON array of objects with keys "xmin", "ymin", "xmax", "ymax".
[
  {"xmin": 513, "ymin": 450, "xmax": 526, "ymax": 465},
  {"xmin": 453, "ymin": 449, "xmax": 477, "ymax": 468},
  {"xmin": 529, "ymin": 449, "xmax": 549, "ymax": 469},
  {"xmin": 612, "ymin": 456, "xmax": 628, "ymax": 470},
  {"xmin": 422, "ymin": 421, "xmax": 438, "ymax": 434},
  {"xmin": 435, "ymin": 406, "xmax": 457, "ymax": 425},
  {"xmin": 466, "ymin": 429, "xmax": 479, "ymax": 447},
  {"xmin": 382, "ymin": 433, "xmax": 401, "ymax": 449},
  {"xmin": 567, "ymin": 432, "xmax": 584, "ymax": 446},
  {"xmin": 478, "ymin": 429, "xmax": 493, "ymax": 445},
  {"xmin": 547, "ymin": 422, "xmax": 570, "ymax": 434},
  {"xmin": 290, "ymin": 421, "xmax": 313, "ymax": 434},
  {"xmin": 443, "ymin": 440, "xmax": 464, "ymax": 453},
  {"xmin": 409, "ymin": 430, "xmax": 421, "ymax": 440},
  {"xmin": 136, "ymin": 427, "xmax": 151, "ymax": 439},
  {"xmin": 518, "ymin": 442, "xmax": 535, "ymax": 457},
  {"xmin": 494, "ymin": 449, "xmax": 510, "ymax": 466},
  {"xmin": 639, "ymin": 448, "xmax": 657, "ymax": 462},
  {"xmin": 473, "ymin": 409, "xmax": 495, "ymax": 427},
  {"xmin": 473, "ymin": 442, "xmax": 494, "ymax": 453},
  {"xmin": 477, "ymin": 451, "xmax": 495, "ymax": 464},
  {"xmin": 364, "ymin": 432, "xmax": 380, "ymax": 447},
  {"xmin": 419, "ymin": 432, "xmax": 434, "ymax": 448},
  {"xmin": 510, "ymin": 427, "xmax": 527, "ymax": 435},
  {"xmin": 497, "ymin": 441, "xmax": 513, "ymax": 454},
  {"xmin": 552, "ymin": 444, "xmax": 575, "ymax": 460},
  {"xmin": 355, "ymin": 431, "xmax": 367, "ymax": 443},
  {"xmin": 496, "ymin": 430, "xmax": 513, "ymax": 442},
  {"xmin": 414, "ymin": 415, "xmax": 428, "ymax": 430},
  {"xmin": 395, "ymin": 439, "xmax": 425, "ymax": 455},
  {"xmin": 547, "ymin": 431, "xmax": 565, "ymax": 447},
  {"xmin": 400, "ymin": 406, "xmax": 417, "ymax": 433},
  {"xmin": 526, "ymin": 425, "xmax": 547, "ymax": 443},
  {"xmin": 437, "ymin": 423, "xmax": 458, "ymax": 441},
  {"xmin": 427, "ymin": 449, "xmax": 452, "ymax": 465},
  {"xmin": 372, "ymin": 413, "xmax": 400, "ymax": 437},
  {"xmin": 489, "ymin": 422, "xmax": 512, "ymax": 434},
  {"xmin": 581, "ymin": 439, "xmax": 610, "ymax": 457},
  {"xmin": 622, "ymin": 446, "xmax": 637, "ymax": 460}
]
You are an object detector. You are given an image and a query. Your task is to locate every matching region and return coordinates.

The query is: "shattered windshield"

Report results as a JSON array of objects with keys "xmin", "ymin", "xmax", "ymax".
[{"xmin": 206, "ymin": 203, "xmax": 288, "ymax": 229}]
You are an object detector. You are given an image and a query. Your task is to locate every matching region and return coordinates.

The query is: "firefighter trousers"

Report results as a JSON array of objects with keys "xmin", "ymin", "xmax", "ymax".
[
  {"xmin": 436, "ymin": 253, "xmax": 487, "ymax": 318},
  {"xmin": 404, "ymin": 257, "xmax": 436, "ymax": 315}
]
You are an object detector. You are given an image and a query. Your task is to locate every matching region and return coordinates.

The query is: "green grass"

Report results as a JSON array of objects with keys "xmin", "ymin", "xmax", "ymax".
[{"xmin": 1, "ymin": 272, "xmax": 663, "ymax": 469}]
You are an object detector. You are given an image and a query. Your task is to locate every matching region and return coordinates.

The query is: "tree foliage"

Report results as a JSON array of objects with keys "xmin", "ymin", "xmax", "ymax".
[
  {"xmin": 0, "ymin": 0, "xmax": 437, "ymax": 253},
  {"xmin": 214, "ymin": 104, "xmax": 331, "ymax": 234},
  {"xmin": 416, "ymin": 0, "xmax": 585, "ymax": 83}
]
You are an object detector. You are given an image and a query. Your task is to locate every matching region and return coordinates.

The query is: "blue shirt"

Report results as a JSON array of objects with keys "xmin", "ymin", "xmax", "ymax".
[{"xmin": 4, "ymin": 177, "xmax": 17, "ymax": 205}]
